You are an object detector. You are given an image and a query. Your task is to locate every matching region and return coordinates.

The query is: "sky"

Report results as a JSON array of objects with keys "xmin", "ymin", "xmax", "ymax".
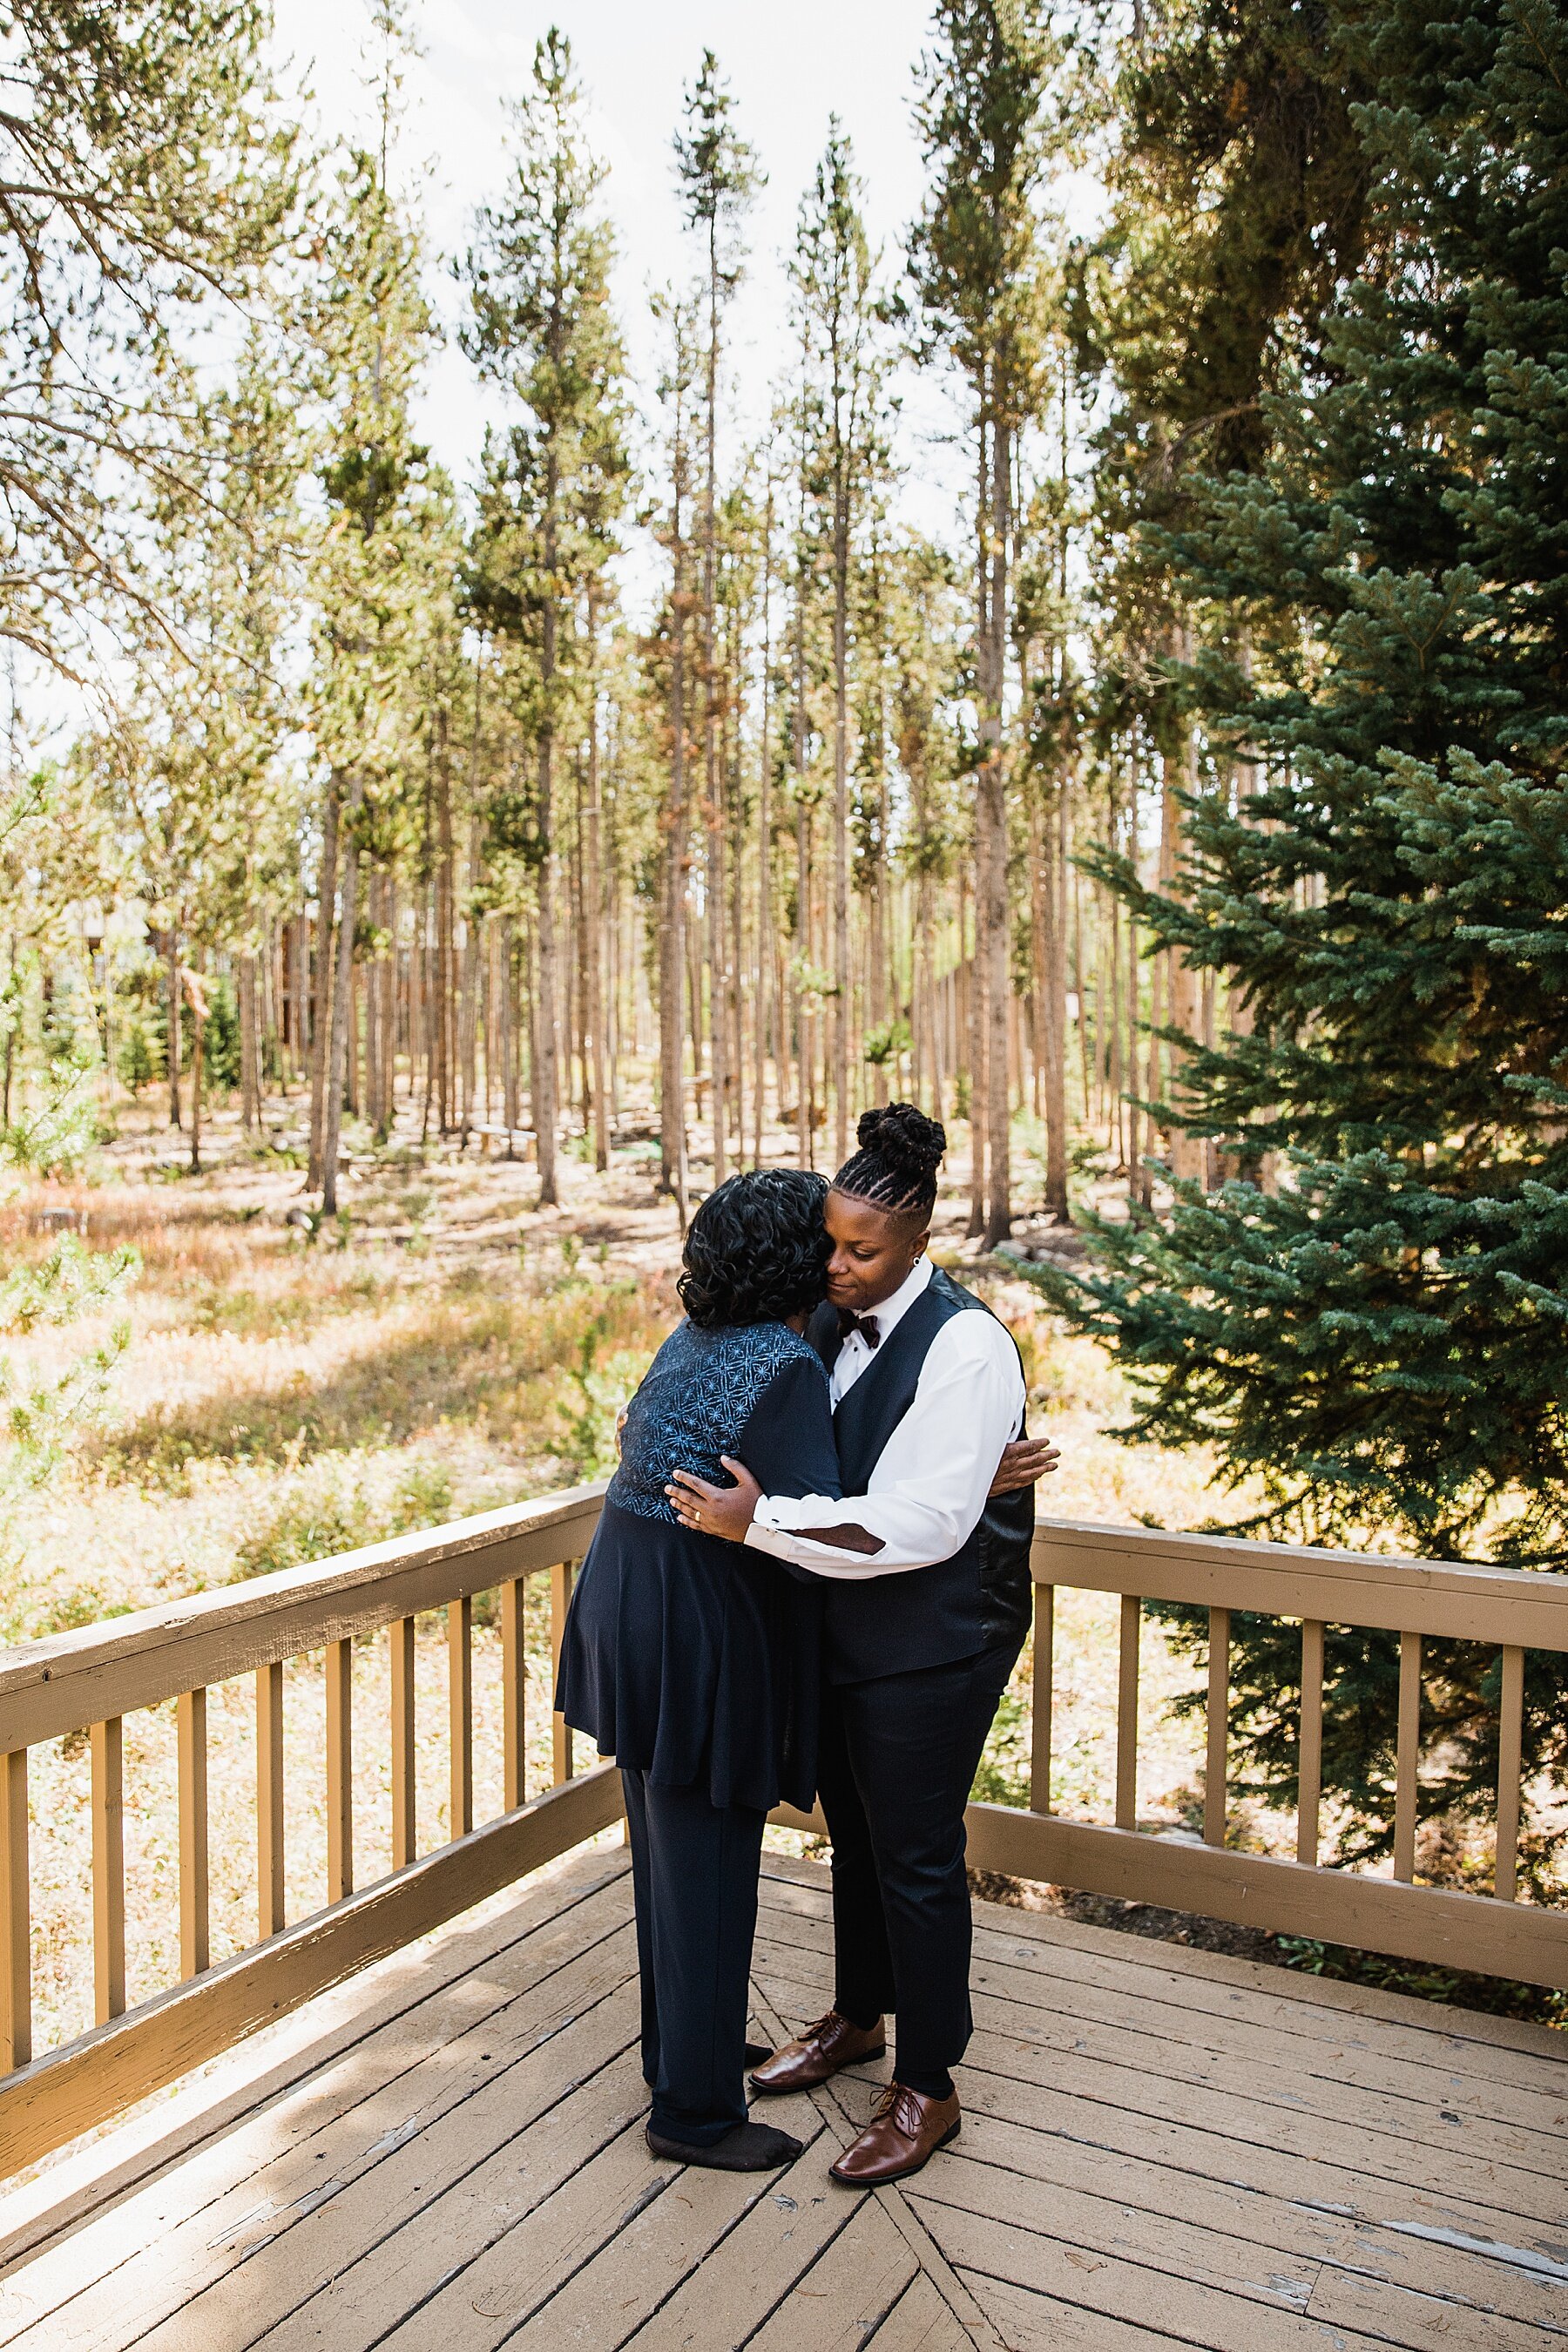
[{"xmin": 267, "ymin": 0, "xmax": 983, "ymax": 569}]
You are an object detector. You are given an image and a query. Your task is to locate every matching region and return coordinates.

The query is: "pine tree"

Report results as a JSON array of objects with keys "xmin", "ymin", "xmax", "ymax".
[
  {"xmin": 674, "ymin": 51, "xmax": 760, "ymax": 1186},
  {"xmin": 463, "ymin": 29, "xmax": 631, "ymax": 1207},
  {"xmin": 909, "ymin": 0, "xmax": 1051, "ymax": 1244},
  {"xmin": 793, "ymin": 123, "xmax": 879, "ymax": 1165},
  {"xmin": 1037, "ymin": 0, "xmax": 1568, "ymax": 1867}
]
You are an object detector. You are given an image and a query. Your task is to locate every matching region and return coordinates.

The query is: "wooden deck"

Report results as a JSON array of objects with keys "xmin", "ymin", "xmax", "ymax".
[{"xmin": 0, "ymin": 1843, "xmax": 1564, "ymax": 2352}]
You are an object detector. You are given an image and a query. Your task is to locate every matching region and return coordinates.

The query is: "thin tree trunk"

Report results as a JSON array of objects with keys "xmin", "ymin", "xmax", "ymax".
[
  {"xmin": 380, "ymin": 874, "xmax": 397, "ymax": 1140},
  {"xmin": 166, "ymin": 926, "xmax": 183, "ymax": 1132},
  {"xmin": 321, "ymin": 787, "xmax": 362, "ymax": 1219},
  {"xmin": 585, "ymin": 619, "xmax": 609, "ymax": 1173},
  {"xmin": 187, "ymin": 952, "xmax": 204, "ymax": 1173},
  {"xmin": 460, "ymin": 814, "xmax": 481, "ymax": 1138},
  {"xmin": 830, "ymin": 459, "xmax": 850, "ymax": 1169},
  {"xmin": 308, "ymin": 783, "xmax": 341, "ymax": 1187},
  {"xmin": 660, "ymin": 631, "xmax": 690, "ymax": 1223},
  {"xmin": 502, "ymin": 915, "xmax": 520, "ymax": 1132},
  {"xmin": 1037, "ymin": 783, "xmax": 1069, "ymax": 1221},
  {"xmin": 981, "ymin": 411, "xmax": 1012, "ymax": 1246},
  {"xmin": 240, "ymin": 949, "xmax": 260, "ymax": 1134},
  {"xmin": 754, "ymin": 491, "xmax": 774, "ymax": 1166}
]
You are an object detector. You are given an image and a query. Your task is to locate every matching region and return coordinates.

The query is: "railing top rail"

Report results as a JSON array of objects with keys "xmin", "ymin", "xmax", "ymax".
[
  {"xmin": 5, "ymin": 1491, "xmax": 1566, "ymax": 1754},
  {"xmin": 0, "ymin": 1483, "xmax": 609, "ymax": 1754},
  {"xmin": 1034, "ymin": 1516, "xmax": 1568, "ymax": 1648}
]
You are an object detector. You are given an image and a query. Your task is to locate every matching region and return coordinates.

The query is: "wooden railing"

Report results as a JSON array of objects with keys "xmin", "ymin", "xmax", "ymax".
[
  {"xmin": 966, "ymin": 1520, "xmax": 1568, "ymax": 1992},
  {"xmin": 0, "ymin": 1484, "xmax": 615, "ymax": 2176},
  {"xmin": 2, "ymin": 1488, "xmax": 1565, "ymax": 2175}
]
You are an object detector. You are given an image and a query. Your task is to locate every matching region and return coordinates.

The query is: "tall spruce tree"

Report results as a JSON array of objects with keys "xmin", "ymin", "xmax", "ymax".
[{"xmin": 1037, "ymin": 0, "xmax": 1568, "ymax": 1869}]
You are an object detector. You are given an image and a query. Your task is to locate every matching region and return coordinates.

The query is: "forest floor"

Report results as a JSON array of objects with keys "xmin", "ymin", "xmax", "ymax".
[{"xmin": 5, "ymin": 1087, "xmax": 1551, "ymax": 2051}]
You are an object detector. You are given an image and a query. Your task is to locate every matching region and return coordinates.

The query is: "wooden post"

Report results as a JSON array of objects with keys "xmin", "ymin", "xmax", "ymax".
[
  {"xmin": 177, "ymin": 1688, "xmax": 209, "ymax": 1979},
  {"xmin": 257, "ymin": 1662, "xmax": 285, "ymax": 1939},
  {"xmin": 1115, "ymin": 1596, "xmax": 1140, "ymax": 1831},
  {"xmin": 1394, "ymin": 1630, "xmax": 1421, "ymax": 1883},
  {"xmin": 0, "ymin": 1749, "xmax": 29, "ymax": 2071},
  {"xmin": 1030, "ymin": 1585, "xmax": 1053, "ymax": 1815},
  {"xmin": 551, "ymin": 1562, "xmax": 575, "ymax": 1787},
  {"xmin": 91, "ymin": 1718, "xmax": 125, "ymax": 2024},
  {"xmin": 1204, "ymin": 1607, "xmax": 1229, "ymax": 1849},
  {"xmin": 1496, "ymin": 1643, "xmax": 1524, "ymax": 1903},
  {"xmin": 449, "ymin": 1596, "xmax": 473, "ymax": 1841},
  {"xmin": 391, "ymin": 1617, "xmax": 416, "ymax": 1870},
  {"xmin": 326, "ymin": 1639, "xmax": 353, "ymax": 1904},
  {"xmin": 1297, "ymin": 1621, "xmax": 1324, "ymax": 1869},
  {"xmin": 502, "ymin": 1577, "xmax": 526, "ymax": 1814}
]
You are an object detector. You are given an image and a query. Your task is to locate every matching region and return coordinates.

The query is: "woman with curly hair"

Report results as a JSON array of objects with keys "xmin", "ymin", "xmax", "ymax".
[{"xmin": 556, "ymin": 1166, "xmax": 842, "ymax": 2175}]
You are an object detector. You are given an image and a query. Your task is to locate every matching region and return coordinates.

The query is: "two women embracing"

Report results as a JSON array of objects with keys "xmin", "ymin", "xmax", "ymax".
[{"xmin": 556, "ymin": 1104, "xmax": 1058, "ymax": 2188}]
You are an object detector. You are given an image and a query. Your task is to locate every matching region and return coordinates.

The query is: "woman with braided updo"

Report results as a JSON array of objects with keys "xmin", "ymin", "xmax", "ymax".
[{"xmin": 669, "ymin": 1104, "xmax": 1058, "ymax": 2191}]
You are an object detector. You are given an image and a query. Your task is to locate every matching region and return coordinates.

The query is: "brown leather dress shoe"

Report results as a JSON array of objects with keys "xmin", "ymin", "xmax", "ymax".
[
  {"xmin": 748, "ymin": 2009, "xmax": 887, "ymax": 2094},
  {"xmin": 828, "ymin": 2082, "xmax": 961, "ymax": 2186}
]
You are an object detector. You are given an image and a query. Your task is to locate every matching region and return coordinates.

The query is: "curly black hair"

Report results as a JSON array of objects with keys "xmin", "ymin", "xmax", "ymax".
[
  {"xmin": 832, "ymin": 1102, "xmax": 946, "ymax": 1222},
  {"xmin": 677, "ymin": 1167, "xmax": 832, "ymax": 1329}
]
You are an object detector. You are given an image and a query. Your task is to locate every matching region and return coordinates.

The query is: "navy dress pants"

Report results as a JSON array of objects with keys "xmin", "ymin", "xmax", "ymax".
[
  {"xmin": 816, "ymin": 1632, "xmax": 1023, "ymax": 2083},
  {"xmin": 621, "ymin": 1768, "xmax": 766, "ymax": 2147}
]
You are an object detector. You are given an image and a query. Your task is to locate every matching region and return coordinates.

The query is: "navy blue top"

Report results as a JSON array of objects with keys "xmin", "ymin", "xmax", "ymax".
[{"xmin": 555, "ymin": 1319, "xmax": 841, "ymax": 1812}]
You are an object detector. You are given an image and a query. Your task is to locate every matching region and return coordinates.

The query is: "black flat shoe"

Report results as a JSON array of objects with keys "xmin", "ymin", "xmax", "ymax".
[
  {"xmin": 743, "ymin": 2041, "xmax": 772, "ymax": 2069},
  {"xmin": 645, "ymin": 2119, "xmax": 804, "ymax": 2172}
]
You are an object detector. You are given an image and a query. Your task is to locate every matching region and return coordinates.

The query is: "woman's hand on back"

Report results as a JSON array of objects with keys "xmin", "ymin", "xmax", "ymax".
[
  {"xmin": 989, "ymin": 1436, "xmax": 1060, "ymax": 1496},
  {"xmin": 668, "ymin": 1457, "xmax": 760, "ymax": 1543}
]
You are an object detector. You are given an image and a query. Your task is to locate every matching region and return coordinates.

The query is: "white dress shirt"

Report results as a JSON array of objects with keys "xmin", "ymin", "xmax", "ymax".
[{"xmin": 743, "ymin": 1255, "xmax": 1026, "ymax": 1580}]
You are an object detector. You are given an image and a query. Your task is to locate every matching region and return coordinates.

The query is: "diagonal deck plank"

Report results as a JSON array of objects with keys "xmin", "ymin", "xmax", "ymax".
[
  {"xmin": 17, "ymin": 1909, "xmax": 643, "ymax": 2351},
  {"xmin": 0, "ymin": 1855, "xmax": 637, "ymax": 2349},
  {"xmin": 861, "ymin": 2270, "xmax": 978, "ymax": 2352},
  {"xmin": 1, "ymin": 1848, "xmax": 1563, "ymax": 2352},
  {"xmin": 735, "ymin": 2198, "xmax": 921, "ymax": 2351}
]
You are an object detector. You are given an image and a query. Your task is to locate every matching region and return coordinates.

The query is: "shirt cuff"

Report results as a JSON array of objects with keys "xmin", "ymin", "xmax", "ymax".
[
  {"xmin": 743, "ymin": 1517, "xmax": 797, "ymax": 1561},
  {"xmin": 754, "ymin": 1491, "xmax": 842, "ymax": 1533}
]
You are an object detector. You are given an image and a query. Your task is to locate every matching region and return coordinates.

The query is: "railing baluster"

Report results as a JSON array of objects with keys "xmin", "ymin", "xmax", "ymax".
[
  {"xmin": 91, "ymin": 1718, "xmax": 125, "ymax": 2024},
  {"xmin": 1298, "ymin": 1620, "xmax": 1324, "ymax": 1869},
  {"xmin": 1115, "ymin": 1595, "xmax": 1140, "ymax": 1830},
  {"xmin": 551, "ymin": 1562, "xmax": 575, "ymax": 1787},
  {"xmin": 326, "ymin": 1639, "xmax": 354, "ymax": 1903},
  {"xmin": 177, "ymin": 1688, "xmax": 209, "ymax": 1978},
  {"xmin": 257, "ymin": 1661, "xmax": 285, "ymax": 1938},
  {"xmin": 391, "ymin": 1616, "xmax": 416, "ymax": 1869},
  {"xmin": 502, "ymin": 1577, "xmax": 526, "ymax": 1813},
  {"xmin": 449, "ymin": 1596, "xmax": 473, "ymax": 1839},
  {"xmin": 1204, "ymin": 1606, "xmax": 1229, "ymax": 1848},
  {"xmin": 1495, "ymin": 1643, "xmax": 1524, "ymax": 1903},
  {"xmin": 1030, "ymin": 1584, "xmax": 1053, "ymax": 1815},
  {"xmin": 1394, "ymin": 1629, "xmax": 1421, "ymax": 1882},
  {"xmin": 0, "ymin": 1747, "xmax": 30, "ymax": 2071}
]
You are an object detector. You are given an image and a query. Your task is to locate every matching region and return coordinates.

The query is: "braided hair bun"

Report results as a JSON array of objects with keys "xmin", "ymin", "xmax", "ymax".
[{"xmin": 832, "ymin": 1102, "xmax": 946, "ymax": 1220}]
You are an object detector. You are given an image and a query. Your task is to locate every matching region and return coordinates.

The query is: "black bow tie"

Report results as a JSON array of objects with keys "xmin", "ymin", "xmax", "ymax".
[{"xmin": 837, "ymin": 1308, "xmax": 881, "ymax": 1349}]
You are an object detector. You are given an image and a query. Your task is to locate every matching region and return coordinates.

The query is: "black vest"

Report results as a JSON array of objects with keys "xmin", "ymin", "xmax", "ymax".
[{"xmin": 808, "ymin": 1267, "xmax": 1036, "ymax": 1685}]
